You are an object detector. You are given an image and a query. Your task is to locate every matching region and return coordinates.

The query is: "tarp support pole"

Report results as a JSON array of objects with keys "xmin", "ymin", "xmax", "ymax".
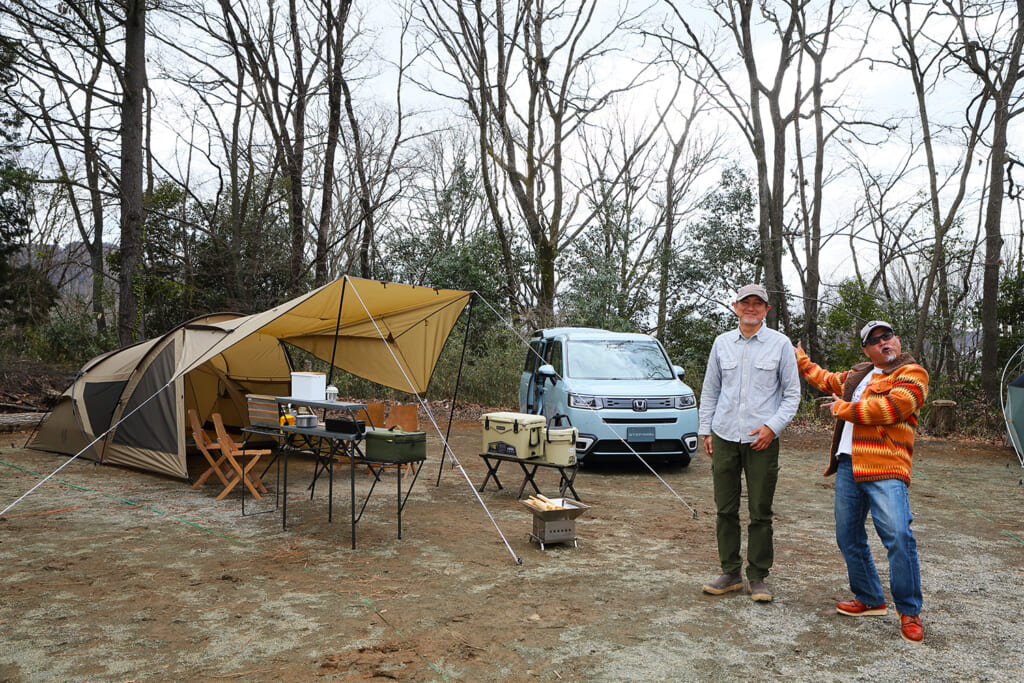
[
  {"xmin": 326, "ymin": 276, "xmax": 348, "ymax": 387},
  {"xmin": 437, "ymin": 294, "xmax": 476, "ymax": 487}
]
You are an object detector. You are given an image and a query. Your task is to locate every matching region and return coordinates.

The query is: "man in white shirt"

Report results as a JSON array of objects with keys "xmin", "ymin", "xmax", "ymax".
[{"xmin": 698, "ymin": 284, "xmax": 801, "ymax": 602}]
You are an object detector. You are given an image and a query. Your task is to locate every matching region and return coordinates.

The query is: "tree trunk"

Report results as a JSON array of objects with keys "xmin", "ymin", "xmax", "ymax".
[
  {"xmin": 118, "ymin": 0, "xmax": 146, "ymax": 345},
  {"xmin": 316, "ymin": 1, "xmax": 352, "ymax": 286},
  {"xmin": 980, "ymin": 101, "xmax": 1010, "ymax": 405}
]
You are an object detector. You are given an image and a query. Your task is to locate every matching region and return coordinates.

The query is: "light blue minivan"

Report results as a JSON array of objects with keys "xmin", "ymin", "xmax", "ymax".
[{"xmin": 518, "ymin": 327, "xmax": 699, "ymax": 466}]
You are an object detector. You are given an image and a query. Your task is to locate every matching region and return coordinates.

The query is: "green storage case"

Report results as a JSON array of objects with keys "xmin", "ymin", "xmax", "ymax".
[{"xmin": 363, "ymin": 428, "xmax": 427, "ymax": 463}]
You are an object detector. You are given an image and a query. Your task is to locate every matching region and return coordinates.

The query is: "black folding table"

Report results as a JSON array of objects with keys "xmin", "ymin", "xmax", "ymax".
[{"xmin": 476, "ymin": 452, "xmax": 579, "ymax": 500}]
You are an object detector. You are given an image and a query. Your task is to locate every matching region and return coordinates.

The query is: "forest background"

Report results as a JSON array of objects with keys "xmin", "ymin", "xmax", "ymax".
[{"xmin": 1, "ymin": 0, "xmax": 1023, "ymax": 434}]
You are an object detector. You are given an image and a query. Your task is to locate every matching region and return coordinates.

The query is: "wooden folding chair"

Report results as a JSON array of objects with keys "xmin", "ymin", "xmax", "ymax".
[
  {"xmin": 371, "ymin": 404, "xmax": 420, "ymax": 478},
  {"xmin": 359, "ymin": 402, "xmax": 387, "ymax": 429},
  {"xmin": 188, "ymin": 409, "xmax": 232, "ymax": 491},
  {"xmin": 385, "ymin": 404, "xmax": 418, "ymax": 432},
  {"xmin": 212, "ymin": 413, "xmax": 271, "ymax": 501}
]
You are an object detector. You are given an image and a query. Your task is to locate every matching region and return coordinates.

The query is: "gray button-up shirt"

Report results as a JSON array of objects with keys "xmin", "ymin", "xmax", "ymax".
[{"xmin": 698, "ymin": 324, "xmax": 801, "ymax": 443}]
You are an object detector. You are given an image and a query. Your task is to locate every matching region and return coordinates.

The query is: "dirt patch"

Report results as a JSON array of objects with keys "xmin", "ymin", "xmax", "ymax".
[{"xmin": 1, "ymin": 420, "xmax": 1023, "ymax": 681}]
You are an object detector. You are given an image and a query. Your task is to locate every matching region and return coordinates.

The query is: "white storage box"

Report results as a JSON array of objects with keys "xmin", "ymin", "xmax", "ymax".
[
  {"xmin": 541, "ymin": 426, "xmax": 578, "ymax": 466},
  {"xmin": 480, "ymin": 412, "xmax": 546, "ymax": 459},
  {"xmin": 291, "ymin": 372, "xmax": 326, "ymax": 401}
]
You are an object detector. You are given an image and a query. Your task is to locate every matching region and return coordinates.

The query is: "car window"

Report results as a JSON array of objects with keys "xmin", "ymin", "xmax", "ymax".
[
  {"xmin": 544, "ymin": 340, "xmax": 563, "ymax": 376},
  {"xmin": 524, "ymin": 340, "xmax": 544, "ymax": 373},
  {"xmin": 565, "ymin": 340, "xmax": 673, "ymax": 380}
]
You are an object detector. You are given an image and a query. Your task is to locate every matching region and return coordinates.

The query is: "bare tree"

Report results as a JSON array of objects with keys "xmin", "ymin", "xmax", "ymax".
[
  {"xmin": 314, "ymin": 0, "xmax": 353, "ymax": 285},
  {"xmin": 0, "ymin": 0, "xmax": 128, "ymax": 337},
  {"xmin": 662, "ymin": 0, "xmax": 863, "ymax": 345},
  {"xmin": 417, "ymin": 0, "xmax": 662, "ymax": 321},
  {"xmin": 119, "ymin": 0, "xmax": 147, "ymax": 344},
  {"xmin": 865, "ymin": 0, "xmax": 989, "ymax": 369},
  {"xmin": 643, "ymin": 45, "xmax": 725, "ymax": 336},
  {"xmin": 661, "ymin": 0, "xmax": 804, "ymax": 331},
  {"xmin": 213, "ymin": 0, "xmax": 327, "ymax": 295},
  {"xmin": 786, "ymin": 1, "xmax": 871, "ymax": 360},
  {"xmin": 941, "ymin": 0, "xmax": 1024, "ymax": 404}
]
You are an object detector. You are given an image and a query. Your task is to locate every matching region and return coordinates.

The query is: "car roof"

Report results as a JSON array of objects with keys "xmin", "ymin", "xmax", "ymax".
[{"xmin": 530, "ymin": 327, "xmax": 657, "ymax": 342}]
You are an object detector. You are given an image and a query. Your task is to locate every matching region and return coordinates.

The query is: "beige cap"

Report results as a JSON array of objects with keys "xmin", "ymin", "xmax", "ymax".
[
  {"xmin": 734, "ymin": 284, "xmax": 769, "ymax": 304},
  {"xmin": 859, "ymin": 320, "xmax": 894, "ymax": 345}
]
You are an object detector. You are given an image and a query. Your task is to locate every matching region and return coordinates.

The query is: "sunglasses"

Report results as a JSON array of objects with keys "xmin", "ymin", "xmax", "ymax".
[{"xmin": 864, "ymin": 330, "xmax": 895, "ymax": 347}]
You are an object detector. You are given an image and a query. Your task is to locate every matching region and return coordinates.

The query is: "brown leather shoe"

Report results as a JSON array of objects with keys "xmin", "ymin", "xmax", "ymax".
[
  {"xmin": 701, "ymin": 572, "xmax": 743, "ymax": 595},
  {"xmin": 837, "ymin": 599, "xmax": 887, "ymax": 616},
  {"xmin": 899, "ymin": 613, "xmax": 924, "ymax": 643}
]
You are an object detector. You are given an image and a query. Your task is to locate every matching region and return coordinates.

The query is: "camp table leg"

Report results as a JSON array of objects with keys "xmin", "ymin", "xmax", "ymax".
[
  {"xmin": 241, "ymin": 429, "xmax": 281, "ymax": 517},
  {"xmin": 282, "ymin": 441, "xmax": 289, "ymax": 530},
  {"xmin": 308, "ymin": 435, "xmax": 330, "ymax": 498},
  {"xmin": 305, "ymin": 435, "xmax": 337, "ymax": 522},
  {"xmin": 396, "ymin": 456, "xmax": 426, "ymax": 539},
  {"xmin": 477, "ymin": 454, "xmax": 504, "ymax": 492},
  {"xmin": 558, "ymin": 464, "xmax": 580, "ymax": 500},
  {"xmin": 514, "ymin": 461, "xmax": 542, "ymax": 499},
  {"xmin": 326, "ymin": 440, "xmax": 334, "ymax": 524},
  {"xmin": 346, "ymin": 438, "xmax": 377, "ymax": 550},
  {"xmin": 279, "ymin": 431, "xmax": 303, "ymax": 531},
  {"xmin": 242, "ymin": 458, "xmax": 280, "ymax": 517}
]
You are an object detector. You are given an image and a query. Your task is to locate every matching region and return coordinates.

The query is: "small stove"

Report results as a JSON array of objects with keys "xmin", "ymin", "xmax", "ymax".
[{"xmin": 520, "ymin": 497, "xmax": 590, "ymax": 550}]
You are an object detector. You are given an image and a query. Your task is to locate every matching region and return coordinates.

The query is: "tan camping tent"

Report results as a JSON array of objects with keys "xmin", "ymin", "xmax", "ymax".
[{"xmin": 31, "ymin": 277, "xmax": 473, "ymax": 478}]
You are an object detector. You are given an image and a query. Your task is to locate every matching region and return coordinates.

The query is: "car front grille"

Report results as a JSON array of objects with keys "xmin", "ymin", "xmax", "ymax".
[{"xmin": 603, "ymin": 396, "xmax": 675, "ymax": 409}]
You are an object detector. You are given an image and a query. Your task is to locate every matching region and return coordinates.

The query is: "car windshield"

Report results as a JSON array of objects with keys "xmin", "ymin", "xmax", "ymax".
[{"xmin": 565, "ymin": 340, "xmax": 674, "ymax": 380}]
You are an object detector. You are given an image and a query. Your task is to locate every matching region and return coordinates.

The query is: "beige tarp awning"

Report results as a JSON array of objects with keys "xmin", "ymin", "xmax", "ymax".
[
  {"xmin": 207, "ymin": 276, "xmax": 472, "ymax": 394},
  {"xmin": 31, "ymin": 277, "xmax": 473, "ymax": 478}
]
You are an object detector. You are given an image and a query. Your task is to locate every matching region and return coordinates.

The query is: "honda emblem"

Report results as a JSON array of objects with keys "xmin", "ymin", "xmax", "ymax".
[{"xmin": 632, "ymin": 399, "xmax": 647, "ymax": 412}]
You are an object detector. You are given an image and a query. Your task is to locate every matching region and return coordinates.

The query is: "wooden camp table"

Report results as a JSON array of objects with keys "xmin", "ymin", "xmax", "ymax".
[{"xmin": 476, "ymin": 452, "xmax": 580, "ymax": 501}]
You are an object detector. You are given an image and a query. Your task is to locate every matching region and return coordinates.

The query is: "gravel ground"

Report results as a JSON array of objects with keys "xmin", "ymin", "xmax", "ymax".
[{"xmin": 1, "ymin": 422, "xmax": 1022, "ymax": 681}]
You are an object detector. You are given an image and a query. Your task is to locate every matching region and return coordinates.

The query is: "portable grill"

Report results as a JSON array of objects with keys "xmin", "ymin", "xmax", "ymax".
[{"xmin": 520, "ymin": 498, "xmax": 590, "ymax": 550}]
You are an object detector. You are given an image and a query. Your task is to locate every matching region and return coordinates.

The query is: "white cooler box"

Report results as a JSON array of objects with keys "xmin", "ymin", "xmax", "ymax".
[
  {"xmin": 541, "ymin": 426, "xmax": 578, "ymax": 466},
  {"xmin": 480, "ymin": 412, "xmax": 545, "ymax": 459},
  {"xmin": 291, "ymin": 372, "xmax": 326, "ymax": 401}
]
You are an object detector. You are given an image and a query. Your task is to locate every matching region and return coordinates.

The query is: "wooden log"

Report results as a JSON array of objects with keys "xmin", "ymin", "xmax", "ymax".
[
  {"xmin": 928, "ymin": 400, "xmax": 957, "ymax": 436},
  {"xmin": 814, "ymin": 396, "xmax": 834, "ymax": 422},
  {"xmin": 0, "ymin": 412, "xmax": 46, "ymax": 433}
]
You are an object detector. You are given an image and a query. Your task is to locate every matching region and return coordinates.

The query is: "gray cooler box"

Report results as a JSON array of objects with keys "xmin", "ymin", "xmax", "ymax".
[
  {"xmin": 363, "ymin": 428, "xmax": 427, "ymax": 463},
  {"xmin": 480, "ymin": 412, "xmax": 545, "ymax": 459}
]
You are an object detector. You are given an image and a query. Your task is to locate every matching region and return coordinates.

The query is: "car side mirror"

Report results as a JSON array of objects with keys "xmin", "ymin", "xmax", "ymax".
[
  {"xmin": 673, "ymin": 365, "xmax": 685, "ymax": 380},
  {"xmin": 537, "ymin": 363, "xmax": 557, "ymax": 384}
]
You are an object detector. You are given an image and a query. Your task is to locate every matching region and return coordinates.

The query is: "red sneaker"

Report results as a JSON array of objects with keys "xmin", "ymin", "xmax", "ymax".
[
  {"xmin": 899, "ymin": 613, "xmax": 924, "ymax": 643},
  {"xmin": 836, "ymin": 599, "xmax": 887, "ymax": 616}
]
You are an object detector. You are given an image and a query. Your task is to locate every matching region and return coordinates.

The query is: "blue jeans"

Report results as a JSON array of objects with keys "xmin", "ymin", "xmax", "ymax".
[{"xmin": 834, "ymin": 456, "xmax": 922, "ymax": 616}]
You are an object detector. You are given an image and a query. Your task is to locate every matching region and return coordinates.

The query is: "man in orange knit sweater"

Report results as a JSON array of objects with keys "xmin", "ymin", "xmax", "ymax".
[{"xmin": 795, "ymin": 321, "xmax": 929, "ymax": 643}]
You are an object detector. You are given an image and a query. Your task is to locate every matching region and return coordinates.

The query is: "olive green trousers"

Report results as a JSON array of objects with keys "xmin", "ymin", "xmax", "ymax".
[{"xmin": 711, "ymin": 434, "xmax": 780, "ymax": 582}]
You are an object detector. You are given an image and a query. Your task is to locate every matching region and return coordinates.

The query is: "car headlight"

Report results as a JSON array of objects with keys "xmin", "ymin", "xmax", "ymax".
[
  {"xmin": 568, "ymin": 393, "xmax": 603, "ymax": 409},
  {"xmin": 675, "ymin": 394, "xmax": 696, "ymax": 409}
]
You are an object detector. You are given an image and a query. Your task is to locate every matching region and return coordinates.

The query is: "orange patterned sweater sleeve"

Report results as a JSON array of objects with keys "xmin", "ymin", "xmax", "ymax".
[
  {"xmin": 797, "ymin": 347, "xmax": 929, "ymax": 485},
  {"xmin": 795, "ymin": 347, "xmax": 847, "ymax": 396},
  {"xmin": 829, "ymin": 366, "xmax": 928, "ymax": 425}
]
